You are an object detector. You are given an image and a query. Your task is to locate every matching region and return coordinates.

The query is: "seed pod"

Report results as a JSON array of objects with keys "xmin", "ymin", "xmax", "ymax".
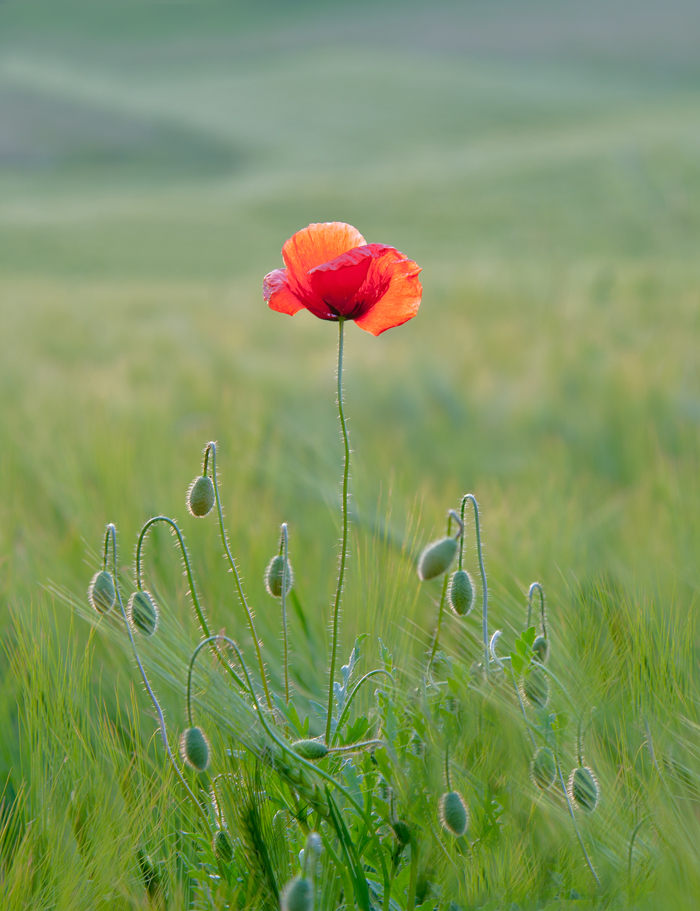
[
  {"xmin": 522, "ymin": 667, "xmax": 549, "ymax": 709},
  {"xmin": 280, "ymin": 875, "xmax": 313, "ymax": 911},
  {"xmin": 212, "ymin": 828, "xmax": 233, "ymax": 864},
  {"xmin": 179, "ymin": 726, "xmax": 210, "ymax": 773},
  {"xmin": 392, "ymin": 820, "xmax": 411, "ymax": 845},
  {"xmin": 530, "ymin": 747, "xmax": 556, "ymax": 790},
  {"xmin": 265, "ymin": 554, "xmax": 294, "ymax": 598},
  {"xmin": 568, "ymin": 766, "xmax": 599, "ymax": 812},
  {"xmin": 88, "ymin": 570, "xmax": 116, "ymax": 614},
  {"xmin": 533, "ymin": 635, "xmax": 549, "ymax": 663},
  {"xmin": 439, "ymin": 790, "xmax": 469, "ymax": 837},
  {"xmin": 127, "ymin": 590, "xmax": 159, "ymax": 636},
  {"xmin": 417, "ymin": 537, "xmax": 459, "ymax": 581},
  {"xmin": 376, "ymin": 777, "xmax": 392, "ymax": 801},
  {"xmin": 448, "ymin": 569, "xmax": 475, "ymax": 616},
  {"xmin": 187, "ymin": 475, "xmax": 215, "ymax": 517},
  {"xmin": 291, "ymin": 739, "xmax": 328, "ymax": 761}
]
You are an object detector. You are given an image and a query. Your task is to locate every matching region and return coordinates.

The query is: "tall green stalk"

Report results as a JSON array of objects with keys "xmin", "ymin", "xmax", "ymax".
[{"xmin": 325, "ymin": 317, "xmax": 351, "ymax": 745}]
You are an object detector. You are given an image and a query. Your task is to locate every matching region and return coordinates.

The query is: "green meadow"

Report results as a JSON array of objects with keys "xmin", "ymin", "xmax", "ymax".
[{"xmin": 2, "ymin": 1, "xmax": 700, "ymax": 907}]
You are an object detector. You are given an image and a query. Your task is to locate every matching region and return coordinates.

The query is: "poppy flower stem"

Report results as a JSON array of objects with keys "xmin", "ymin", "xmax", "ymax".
[{"xmin": 325, "ymin": 317, "xmax": 351, "ymax": 745}]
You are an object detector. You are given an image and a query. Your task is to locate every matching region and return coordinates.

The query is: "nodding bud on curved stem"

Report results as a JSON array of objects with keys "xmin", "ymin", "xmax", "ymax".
[
  {"xmin": 280, "ymin": 875, "xmax": 313, "ymax": 911},
  {"xmin": 127, "ymin": 590, "xmax": 159, "ymax": 636},
  {"xmin": 448, "ymin": 569, "xmax": 475, "ymax": 616},
  {"xmin": 88, "ymin": 570, "xmax": 116, "ymax": 614},
  {"xmin": 527, "ymin": 582, "xmax": 549, "ymax": 663},
  {"xmin": 179, "ymin": 726, "xmax": 211, "ymax": 773},
  {"xmin": 418, "ymin": 537, "xmax": 459, "ymax": 581},
  {"xmin": 439, "ymin": 790, "xmax": 469, "ymax": 837},
  {"xmin": 531, "ymin": 747, "xmax": 556, "ymax": 790},
  {"xmin": 187, "ymin": 444, "xmax": 216, "ymax": 517},
  {"xmin": 460, "ymin": 494, "xmax": 489, "ymax": 679},
  {"xmin": 212, "ymin": 828, "xmax": 233, "ymax": 864}
]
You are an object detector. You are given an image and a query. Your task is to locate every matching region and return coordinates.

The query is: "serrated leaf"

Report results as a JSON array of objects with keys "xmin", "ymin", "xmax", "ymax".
[
  {"xmin": 522, "ymin": 626, "xmax": 537, "ymax": 647},
  {"xmin": 510, "ymin": 652, "xmax": 524, "ymax": 675}
]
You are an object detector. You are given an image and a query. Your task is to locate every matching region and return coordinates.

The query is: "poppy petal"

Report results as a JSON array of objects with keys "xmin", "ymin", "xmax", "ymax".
[
  {"xmin": 308, "ymin": 246, "xmax": 373, "ymax": 314},
  {"xmin": 354, "ymin": 248, "xmax": 422, "ymax": 336},
  {"xmin": 282, "ymin": 222, "xmax": 366, "ymax": 288},
  {"xmin": 263, "ymin": 269, "xmax": 305, "ymax": 316}
]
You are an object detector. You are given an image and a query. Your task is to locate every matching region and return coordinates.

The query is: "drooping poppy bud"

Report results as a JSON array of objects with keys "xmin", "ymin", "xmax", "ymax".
[
  {"xmin": 448, "ymin": 569, "xmax": 475, "ymax": 616},
  {"xmin": 533, "ymin": 635, "xmax": 549, "ymax": 664},
  {"xmin": 88, "ymin": 570, "xmax": 116, "ymax": 614},
  {"xmin": 568, "ymin": 766, "xmax": 599, "ymax": 812},
  {"xmin": 212, "ymin": 828, "xmax": 233, "ymax": 864},
  {"xmin": 530, "ymin": 747, "xmax": 556, "ymax": 790},
  {"xmin": 127, "ymin": 590, "xmax": 159, "ymax": 636},
  {"xmin": 521, "ymin": 667, "xmax": 549, "ymax": 709},
  {"xmin": 187, "ymin": 475, "xmax": 215, "ymax": 517},
  {"xmin": 280, "ymin": 875, "xmax": 313, "ymax": 911},
  {"xmin": 417, "ymin": 537, "xmax": 458, "ymax": 581},
  {"xmin": 265, "ymin": 554, "xmax": 294, "ymax": 598},
  {"xmin": 179, "ymin": 726, "xmax": 210, "ymax": 773},
  {"xmin": 291, "ymin": 739, "xmax": 328, "ymax": 761},
  {"xmin": 439, "ymin": 791, "xmax": 469, "ymax": 837}
]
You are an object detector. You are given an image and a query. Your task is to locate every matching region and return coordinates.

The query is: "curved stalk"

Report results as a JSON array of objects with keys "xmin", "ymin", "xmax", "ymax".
[
  {"xmin": 206, "ymin": 441, "xmax": 273, "ymax": 711},
  {"xmin": 553, "ymin": 738, "xmax": 601, "ymax": 887},
  {"xmin": 134, "ymin": 515, "xmax": 246, "ymax": 693},
  {"xmin": 105, "ymin": 525, "xmax": 212, "ymax": 836},
  {"xmin": 462, "ymin": 494, "xmax": 489, "ymax": 678},
  {"xmin": 326, "ymin": 317, "xmax": 352, "ymax": 745},
  {"xmin": 280, "ymin": 523, "xmax": 291, "ymax": 705},
  {"xmin": 527, "ymin": 582, "xmax": 546, "ymax": 636}
]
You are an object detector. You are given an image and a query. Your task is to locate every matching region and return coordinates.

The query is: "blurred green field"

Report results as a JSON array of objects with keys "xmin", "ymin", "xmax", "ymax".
[{"xmin": 2, "ymin": 1, "xmax": 700, "ymax": 906}]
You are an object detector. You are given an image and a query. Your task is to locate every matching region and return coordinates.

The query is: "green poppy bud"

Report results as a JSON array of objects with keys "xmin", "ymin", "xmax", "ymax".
[
  {"xmin": 265, "ymin": 554, "xmax": 294, "ymax": 598},
  {"xmin": 533, "ymin": 635, "xmax": 549, "ymax": 663},
  {"xmin": 522, "ymin": 667, "xmax": 549, "ymax": 709},
  {"xmin": 88, "ymin": 570, "xmax": 116, "ymax": 614},
  {"xmin": 531, "ymin": 747, "xmax": 556, "ymax": 790},
  {"xmin": 280, "ymin": 875, "xmax": 313, "ymax": 911},
  {"xmin": 568, "ymin": 766, "xmax": 599, "ymax": 812},
  {"xmin": 291, "ymin": 739, "xmax": 328, "ymax": 761},
  {"xmin": 392, "ymin": 819, "xmax": 411, "ymax": 845},
  {"xmin": 448, "ymin": 569, "xmax": 475, "ymax": 616},
  {"xmin": 187, "ymin": 475, "xmax": 215, "ymax": 517},
  {"xmin": 439, "ymin": 790, "xmax": 469, "ymax": 837},
  {"xmin": 127, "ymin": 590, "xmax": 158, "ymax": 636},
  {"xmin": 376, "ymin": 777, "xmax": 392, "ymax": 801},
  {"xmin": 179, "ymin": 726, "xmax": 210, "ymax": 773},
  {"xmin": 417, "ymin": 537, "xmax": 458, "ymax": 581},
  {"xmin": 212, "ymin": 828, "xmax": 233, "ymax": 864}
]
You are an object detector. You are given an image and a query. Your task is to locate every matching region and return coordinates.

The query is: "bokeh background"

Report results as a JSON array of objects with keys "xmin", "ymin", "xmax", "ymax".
[{"xmin": 2, "ymin": 0, "xmax": 700, "ymax": 739}]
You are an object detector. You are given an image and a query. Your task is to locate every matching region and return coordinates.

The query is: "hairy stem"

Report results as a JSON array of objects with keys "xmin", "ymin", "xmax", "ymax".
[
  {"xmin": 106, "ymin": 525, "xmax": 211, "ymax": 835},
  {"xmin": 462, "ymin": 494, "xmax": 489, "ymax": 678},
  {"xmin": 207, "ymin": 441, "xmax": 273, "ymax": 711},
  {"xmin": 326, "ymin": 317, "xmax": 351, "ymax": 745},
  {"xmin": 554, "ymin": 739, "xmax": 600, "ymax": 887},
  {"xmin": 280, "ymin": 523, "xmax": 290, "ymax": 705}
]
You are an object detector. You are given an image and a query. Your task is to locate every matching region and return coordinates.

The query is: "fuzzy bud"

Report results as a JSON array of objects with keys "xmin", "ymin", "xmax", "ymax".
[
  {"xmin": 521, "ymin": 667, "xmax": 549, "ymax": 709},
  {"xmin": 530, "ymin": 747, "xmax": 556, "ymax": 790},
  {"xmin": 448, "ymin": 569, "xmax": 475, "ymax": 616},
  {"xmin": 280, "ymin": 875, "xmax": 313, "ymax": 911},
  {"xmin": 291, "ymin": 739, "xmax": 328, "ymax": 761},
  {"xmin": 213, "ymin": 828, "xmax": 233, "ymax": 864},
  {"xmin": 439, "ymin": 790, "xmax": 469, "ymax": 837},
  {"xmin": 88, "ymin": 570, "xmax": 116, "ymax": 614},
  {"xmin": 179, "ymin": 726, "xmax": 210, "ymax": 773},
  {"xmin": 127, "ymin": 590, "xmax": 159, "ymax": 636},
  {"xmin": 533, "ymin": 635, "xmax": 549, "ymax": 663},
  {"xmin": 417, "ymin": 537, "xmax": 458, "ymax": 581},
  {"xmin": 187, "ymin": 475, "xmax": 215, "ymax": 517},
  {"xmin": 265, "ymin": 554, "xmax": 294, "ymax": 598},
  {"xmin": 568, "ymin": 766, "xmax": 599, "ymax": 812}
]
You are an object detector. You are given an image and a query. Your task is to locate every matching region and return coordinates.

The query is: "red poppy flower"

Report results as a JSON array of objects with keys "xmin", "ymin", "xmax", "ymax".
[{"xmin": 263, "ymin": 222, "xmax": 422, "ymax": 336}]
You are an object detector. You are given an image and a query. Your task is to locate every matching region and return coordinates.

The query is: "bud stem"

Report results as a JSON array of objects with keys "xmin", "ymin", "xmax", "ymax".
[
  {"xmin": 427, "ymin": 512, "xmax": 456, "ymax": 672},
  {"xmin": 280, "ymin": 523, "xmax": 291, "ymax": 705},
  {"xmin": 325, "ymin": 317, "xmax": 351, "ymax": 745},
  {"xmin": 461, "ymin": 494, "xmax": 489, "ymax": 679},
  {"xmin": 554, "ymin": 738, "xmax": 601, "ymax": 887},
  {"xmin": 135, "ymin": 516, "xmax": 246, "ymax": 693},
  {"xmin": 105, "ymin": 524, "xmax": 212, "ymax": 837},
  {"xmin": 206, "ymin": 441, "xmax": 273, "ymax": 712},
  {"xmin": 527, "ymin": 581, "xmax": 547, "ymax": 637}
]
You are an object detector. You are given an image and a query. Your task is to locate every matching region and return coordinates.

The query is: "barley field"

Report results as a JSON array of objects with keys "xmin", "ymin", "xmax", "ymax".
[{"xmin": 2, "ymin": 1, "xmax": 700, "ymax": 908}]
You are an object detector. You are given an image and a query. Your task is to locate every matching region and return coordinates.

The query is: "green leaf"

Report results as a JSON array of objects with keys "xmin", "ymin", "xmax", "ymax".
[
  {"xmin": 551, "ymin": 711, "xmax": 569, "ymax": 732},
  {"xmin": 510, "ymin": 652, "xmax": 524, "ymax": 676},
  {"xmin": 522, "ymin": 626, "xmax": 537, "ymax": 648}
]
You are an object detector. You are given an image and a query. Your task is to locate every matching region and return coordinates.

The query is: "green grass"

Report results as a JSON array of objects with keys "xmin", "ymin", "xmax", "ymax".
[{"xmin": 2, "ymin": 0, "xmax": 700, "ymax": 907}]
